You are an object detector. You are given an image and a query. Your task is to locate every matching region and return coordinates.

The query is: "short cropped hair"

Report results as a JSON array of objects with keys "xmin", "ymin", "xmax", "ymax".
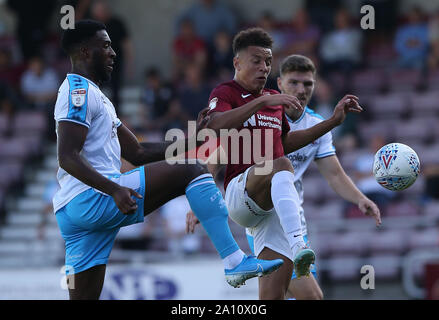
[
  {"xmin": 61, "ymin": 20, "xmax": 106, "ymax": 55},
  {"xmin": 232, "ymin": 27, "xmax": 273, "ymax": 55},
  {"xmin": 279, "ymin": 54, "xmax": 316, "ymax": 76}
]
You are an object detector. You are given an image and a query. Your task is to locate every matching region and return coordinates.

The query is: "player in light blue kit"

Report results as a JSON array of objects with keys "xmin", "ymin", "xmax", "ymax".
[
  {"xmin": 247, "ymin": 54, "xmax": 381, "ymax": 299},
  {"xmin": 54, "ymin": 20, "xmax": 283, "ymax": 299}
]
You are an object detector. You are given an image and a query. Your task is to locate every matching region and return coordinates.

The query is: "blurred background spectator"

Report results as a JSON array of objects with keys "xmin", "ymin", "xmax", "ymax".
[
  {"xmin": 140, "ymin": 67, "xmax": 182, "ymax": 133},
  {"xmin": 20, "ymin": 55, "xmax": 58, "ymax": 110},
  {"xmin": 90, "ymin": 0, "xmax": 134, "ymax": 112},
  {"xmin": 176, "ymin": 0, "xmax": 237, "ymax": 47},
  {"xmin": 177, "ymin": 63, "xmax": 212, "ymax": 122},
  {"xmin": 6, "ymin": 0, "xmax": 58, "ymax": 60},
  {"xmin": 208, "ymin": 30, "xmax": 234, "ymax": 82},
  {"xmin": 172, "ymin": 19, "xmax": 208, "ymax": 82},
  {"xmin": 0, "ymin": 47, "xmax": 25, "ymax": 91},
  {"xmin": 319, "ymin": 7, "xmax": 363, "ymax": 75},
  {"xmin": 281, "ymin": 8, "xmax": 320, "ymax": 65},
  {"xmin": 428, "ymin": 10, "xmax": 439, "ymax": 70},
  {"xmin": 394, "ymin": 6, "xmax": 429, "ymax": 70}
]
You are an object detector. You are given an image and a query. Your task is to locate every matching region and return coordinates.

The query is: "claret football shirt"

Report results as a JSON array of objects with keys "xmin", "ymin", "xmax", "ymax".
[{"xmin": 207, "ymin": 80, "xmax": 290, "ymax": 189}]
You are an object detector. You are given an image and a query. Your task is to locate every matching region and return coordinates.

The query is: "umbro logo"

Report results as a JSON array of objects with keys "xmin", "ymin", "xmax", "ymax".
[{"xmin": 241, "ymin": 93, "xmax": 251, "ymax": 98}]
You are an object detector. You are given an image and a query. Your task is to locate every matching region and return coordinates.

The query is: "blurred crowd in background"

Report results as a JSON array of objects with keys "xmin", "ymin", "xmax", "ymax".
[{"xmin": 0, "ymin": 0, "xmax": 439, "ymax": 295}]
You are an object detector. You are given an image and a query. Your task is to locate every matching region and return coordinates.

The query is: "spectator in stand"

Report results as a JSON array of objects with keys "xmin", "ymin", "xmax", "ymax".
[
  {"xmin": 0, "ymin": 87, "xmax": 16, "ymax": 137},
  {"xmin": 394, "ymin": 6, "xmax": 429, "ymax": 70},
  {"xmin": 0, "ymin": 47, "xmax": 25, "ymax": 91},
  {"xmin": 319, "ymin": 8, "xmax": 363, "ymax": 75},
  {"xmin": 257, "ymin": 11, "xmax": 287, "ymax": 56},
  {"xmin": 20, "ymin": 55, "xmax": 59, "ymax": 140},
  {"xmin": 256, "ymin": 11, "xmax": 288, "ymax": 89},
  {"xmin": 305, "ymin": 0, "xmax": 341, "ymax": 33},
  {"xmin": 282, "ymin": 8, "xmax": 320, "ymax": 63},
  {"xmin": 177, "ymin": 63, "xmax": 212, "ymax": 121},
  {"xmin": 176, "ymin": 0, "xmax": 237, "ymax": 47},
  {"xmin": 140, "ymin": 67, "xmax": 184, "ymax": 132},
  {"xmin": 424, "ymin": 164, "xmax": 439, "ymax": 201},
  {"xmin": 20, "ymin": 55, "xmax": 59, "ymax": 110},
  {"xmin": 172, "ymin": 19, "xmax": 208, "ymax": 81},
  {"xmin": 90, "ymin": 0, "xmax": 134, "ymax": 112},
  {"xmin": 209, "ymin": 30, "xmax": 234, "ymax": 82},
  {"xmin": 6, "ymin": 0, "xmax": 58, "ymax": 60},
  {"xmin": 428, "ymin": 10, "xmax": 439, "ymax": 70}
]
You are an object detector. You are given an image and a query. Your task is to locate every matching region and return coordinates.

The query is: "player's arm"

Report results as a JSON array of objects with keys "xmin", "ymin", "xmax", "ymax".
[
  {"xmin": 117, "ymin": 123, "xmax": 175, "ymax": 166},
  {"xmin": 316, "ymin": 155, "xmax": 381, "ymax": 226},
  {"xmin": 57, "ymin": 121, "xmax": 141, "ymax": 214},
  {"xmin": 282, "ymin": 95, "xmax": 362, "ymax": 154},
  {"xmin": 118, "ymin": 107, "xmax": 212, "ymax": 166},
  {"xmin": 207, "ymin": 94, "xmax": 302, "ymax": 131}
]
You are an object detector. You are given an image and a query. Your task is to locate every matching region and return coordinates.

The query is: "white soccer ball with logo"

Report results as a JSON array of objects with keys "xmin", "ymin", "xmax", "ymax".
[{"xmin": 373, "ymin": 143, "xmax": 420, "ymax": 191}]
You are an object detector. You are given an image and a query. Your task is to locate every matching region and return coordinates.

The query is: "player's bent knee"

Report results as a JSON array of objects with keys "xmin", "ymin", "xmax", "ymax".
[
  {"xmin": 184, "ymin": 161, "xmax": 210, "ymax": 182},
  {"xmin": 298, "ymin": 287, "xmax": 323, "ymax": 300}
]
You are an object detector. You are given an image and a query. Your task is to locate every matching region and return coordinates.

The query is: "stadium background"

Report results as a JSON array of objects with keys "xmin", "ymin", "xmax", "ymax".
[{"xmin": 0, "ymin": 0, "xmax": 439, "ymax": 299}]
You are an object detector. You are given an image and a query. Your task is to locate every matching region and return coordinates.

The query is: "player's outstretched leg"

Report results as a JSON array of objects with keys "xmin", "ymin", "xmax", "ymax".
[
  {"xmin": 142, "ymin": 160, "xmax": 283, "ymax": 287},
  {"xmin": 246, "ymin": 157, "xmax": 315, "ymax": 278}
]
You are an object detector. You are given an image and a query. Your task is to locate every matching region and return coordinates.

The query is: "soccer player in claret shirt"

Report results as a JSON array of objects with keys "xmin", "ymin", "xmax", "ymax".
[
  {"xmin": 244, "ymin": 54, "xmax": 381, "ymax": 299},
  {"xmin": 53, "ymin": 20, "xmax": 283, "ymax": 300},
  {"xmin": 194, "ymin": 28, "xmax": 364, "ymax": 300}
]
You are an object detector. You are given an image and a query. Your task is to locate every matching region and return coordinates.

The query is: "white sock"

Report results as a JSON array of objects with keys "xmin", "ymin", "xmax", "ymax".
[
  {"xmin": 222, "ymin": 249, "xmax": 245, "ymax": 270},
  {"xmin": 271, "ymin": 171, "xmax": 305, "ymax": 253}
]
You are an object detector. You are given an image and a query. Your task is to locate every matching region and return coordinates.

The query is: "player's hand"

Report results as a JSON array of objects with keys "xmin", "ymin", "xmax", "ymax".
[
  {"xmin": 259, "ymin": 94, "xmax": 303, "ymax": 112},
  {"xmin": 358, "ymin": 197, "xmax": 382, "ymax": 227},
  {"xmin": 196, "ymin": 106, "xmax": 211, "ymax": 132},
  {"xmin": 186, "ymin": 210, "xmax": 200, "ymax": 234},
  {"xmin": 331, "ymin": 95, "xmax": 363, "ymax": 126},
  {"xmin": 111, "ymin": 186, "xmax": 143, "ymax": 214}
]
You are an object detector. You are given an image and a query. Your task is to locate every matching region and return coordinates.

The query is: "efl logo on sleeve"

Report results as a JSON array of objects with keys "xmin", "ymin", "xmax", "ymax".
[{"xmin": 71, "ymin": 89, "xmax": 87, "ymax": 107}]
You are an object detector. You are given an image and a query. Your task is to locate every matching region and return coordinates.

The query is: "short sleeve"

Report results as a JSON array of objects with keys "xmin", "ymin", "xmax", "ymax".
[
  {"xmin": 54, "ymin": 75, "xmax": 97, "ymax": 128},
  {"xmin": 315, "ymin": 130, "xmax": 336, "ymax": 159},
  {"xmin": 207, "ymin": 85, "xmax": 233, "ymax": 114}
]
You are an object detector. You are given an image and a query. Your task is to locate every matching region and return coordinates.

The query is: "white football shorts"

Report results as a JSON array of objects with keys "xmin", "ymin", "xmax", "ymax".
[{"xmin": 225, "ymin": 166, "xmax": 295, "ymax": 262}]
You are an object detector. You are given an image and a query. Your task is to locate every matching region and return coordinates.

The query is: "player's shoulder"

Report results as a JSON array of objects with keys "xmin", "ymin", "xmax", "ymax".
[
  {"xmin": 212, "ymin": 80, "xmax": 239, "ymax": 93},
  {"xmin": 56, "ymin": 74, "xmax": 100, "ymax": 109},
  {"xmin": 304, "ymin": 107, "xmax": 326, "ymax": 124},
  {"xmin": 209, "ymin": 80, "xmax": 242, "ymax": 102},
  {"xmin": 65, "ymin": 74, "xmax": 100, "ymax": 94}
]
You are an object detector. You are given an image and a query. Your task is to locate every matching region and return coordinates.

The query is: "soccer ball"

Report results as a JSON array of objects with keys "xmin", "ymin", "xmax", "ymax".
[{"xmin": 373, "ymin": 143, "xmax": 420, "ymax": 191}]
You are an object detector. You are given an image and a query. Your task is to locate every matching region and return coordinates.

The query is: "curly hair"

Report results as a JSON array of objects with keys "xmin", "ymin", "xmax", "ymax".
[
  {"xmin": 61, "ymin": 19, "xmax": 106, "ymax": 55},
  {"xmin": 232, "ymin": 27, "xmax": 273, "ymax": 55}
]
